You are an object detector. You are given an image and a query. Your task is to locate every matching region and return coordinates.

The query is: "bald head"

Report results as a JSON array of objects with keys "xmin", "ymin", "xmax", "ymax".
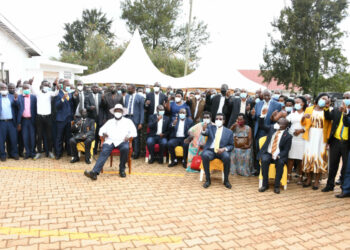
[{"xmin": 277, "ymin": 118, "xmax": 289, "ymax": 130}]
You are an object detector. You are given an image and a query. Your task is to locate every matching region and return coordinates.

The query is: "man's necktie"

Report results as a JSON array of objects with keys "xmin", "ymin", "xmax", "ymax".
[
  {"xmin": 94, "ymin": 94, "xmax": 99, "ymax": 115},
  {"xmin": 214, "ymin": 127, "xmax": 222, "ymax": 153},
  {"xmin": 271, "ymin": 130, "xmax": 281, "ymax": 156},
  {"xmin": 128, "ymin": 95, "xmax": 133, "ymax": 115}
]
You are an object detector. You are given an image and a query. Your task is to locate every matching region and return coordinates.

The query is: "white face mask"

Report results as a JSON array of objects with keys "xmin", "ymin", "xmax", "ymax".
[
  {"xmin": 77, "ymin": 86, "xmax": 83, "ymax": 91},
  {"xmin": 175, "ymin": 97, "xmax": 181, "ymax": 103},
  {"xmin": 114, "ymin": 112, "xmax": 122, "ymax": 119},
  {"xmin": 215, "ymin": 120, "xmax": 223, "ymax": 127},
  {"xmin": 1, "ymin": 90, "xmax": 8, "ymax": 96},
  {"xmin": 203, "ymin": 118, "xmax": 211, "ymax": 124},
  {"xmin": 274, "ymin": 123, "xmax": 280, "ymax": 130},
  {"xmin": 195, "ymin": 95, "xmax": 200, "ymax": 100},
  {"xmin": 154, "ymin": 87, "xmax": 160, "ymax": 92}
]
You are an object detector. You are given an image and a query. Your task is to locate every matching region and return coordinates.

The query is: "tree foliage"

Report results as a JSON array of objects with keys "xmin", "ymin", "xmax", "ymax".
[{"xmin": 260, "ymin": 0, "xmax": 348, "ymax": 94}]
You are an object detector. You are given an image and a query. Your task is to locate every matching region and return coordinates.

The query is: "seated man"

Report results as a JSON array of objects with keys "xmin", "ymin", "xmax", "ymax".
[
  {"xmin": 258, "ymin": 117, "xmax": 292, "ymax": 194},
  {"xmin": 201, "ymin": 113, "xmax": 234, "ymax": 189},
  {"xmin": 84, "ymin": 104, "xmax": 137, "ymax": 180},
  {"xmin": 168, "ymin": 108, "xmax": 193, "ymax": 168},
  {"xmin": 146, "ymin": 105, "xmax": 170, "ymax": 164},
  {"xmin": 69, "ymin": 109, "xmax": 95, "ymax": 164}
]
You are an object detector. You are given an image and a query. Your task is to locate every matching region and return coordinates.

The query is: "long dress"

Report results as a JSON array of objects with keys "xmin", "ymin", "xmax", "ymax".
[
  {"xmin": 230, "ymin": 125, "xmax": 253, "ymax": 176},
  {"xmin": 303, "ymin": 110, "xmax": 328, "ymax": 173},
  {"xmin": 286, "ymin": 111, "xmax": 305, "ymax": 160},
  {"xmin": 186, "ymin": 122, "xmax": 207, "ymax": 172}
]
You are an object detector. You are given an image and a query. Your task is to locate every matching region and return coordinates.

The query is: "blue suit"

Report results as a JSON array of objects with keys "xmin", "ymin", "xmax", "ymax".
[
  {"xmin": 0, "ymin": 94, "xmax": 19, "ymax": 158},
  {"xmin": 18, "ymin": 95, "xmax": 37, "ymax": 158},
  {"xmin": 201, "ymin": 124, "xmax": 234, "ymax": 183},
  {"xmin": 341, "ymin": 112, "xmax": 350, "ymax": 194},
  {"xmin": 125, "ymin": 93, "xmax": 145, "ymax": 157},
  {"xmin": 54, "ymin": 90, "xmax": 74, "ymax": 157},
  {"xmin": 168, "ymin": 117, "xmax": 193, "ymax": 163},
  {"xmin": 146, "ymin": 114, "xmax": 170, "ymax": 160}
]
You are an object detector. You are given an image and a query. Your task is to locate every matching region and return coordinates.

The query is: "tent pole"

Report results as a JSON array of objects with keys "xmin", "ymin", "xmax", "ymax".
[{"xmin": 184, "ymin": 0, "xmax": 193, "ymax": 76}]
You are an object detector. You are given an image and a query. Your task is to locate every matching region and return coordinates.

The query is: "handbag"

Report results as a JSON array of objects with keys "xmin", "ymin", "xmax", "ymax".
[
  {"xmin": 190, "ymin": 149, "xmax": 202, "ymax": 171},
  {"xmin": 234, "ymin": 136, "xmax": 249, "ymax": 149}
]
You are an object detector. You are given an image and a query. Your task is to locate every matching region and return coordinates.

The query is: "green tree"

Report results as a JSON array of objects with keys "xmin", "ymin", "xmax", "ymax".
[
  {"xmin": 59, "ymin": 9, "xmax": 114, "ymax": 54},
  {"xmin": 120, "ymin": 0, "xmax": 210, "ymax": 61},
  {"xmin": 260, "ymin": 0, "xmax": 348, "ymax": 94}
]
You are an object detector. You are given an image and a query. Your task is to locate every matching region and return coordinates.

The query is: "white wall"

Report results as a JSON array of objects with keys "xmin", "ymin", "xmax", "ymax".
[{"xmin": 0, "ymin": 27, "xmax": 29, "ymax": 83}]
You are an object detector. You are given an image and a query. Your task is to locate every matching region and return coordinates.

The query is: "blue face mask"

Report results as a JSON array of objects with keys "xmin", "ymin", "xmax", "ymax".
[
  {"xmin": 285, "ymin": 107, "xmax": 293, "ymax": 113},
  {"xmin": 344, "ymin": 99, "xmax": 350, "ymax": 106},
  {"xmin": 145, "ymin": 88, "xmax": 151, "ymax": 94},
  {"xmin": 179, "ymin": 113, "xmax": 186, "ymax": 120},
  {"xmin": 255, "ymin": 98, "xmax": 261, "ymax": 103},
  {"xmin": 273, "ymin": 94, "xmax": 280, "ymax": 100},
  {"xmin": 65, "ymin": 87, "xmax": 71, "ymax": 93},
  {"xmin": 43, "ymin": 87, "xmax": 50, "ymax": 93},
  {"xmin": 318, "ymin": 99, "xmax": 326, "ymax": 108},
  {"xmin": 240, "ymin": 93, "xmax": 247, "ymax": 99},
  {"xmin": 158, "ymin": 111, "xmax": 165, "ymax": 116},
  {"xmin": 23, "ymin": 89, "xmax": 31, "ymax": 95},
  {"xmin": 294, "ymin": 103, "xmax": 302, "ymax": 110},
  {"xmin": 117, "ymin": 90, "xmax": 122, "ymax": 95},
  {"xmin": 279, "ymin": 102, "xmax": 285, "ymax": 107}
]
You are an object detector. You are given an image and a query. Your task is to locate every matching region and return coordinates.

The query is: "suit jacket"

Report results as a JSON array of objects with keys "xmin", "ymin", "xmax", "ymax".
[
  {"xmin": 343, "ymin": 111, "xmax": 350, "ymax": 127},
  {"xmin": 169, "ymin": 117, "xmax": 193, "ymax": 138},
  {"xmin": 148, "ymin": 114, "xmax": 170, "ymax": 137},
  {"xmin": 252, "ymin": 99, "xmax": 282, "ymax": 137},
  {"xmin": 145, "ymin": 92, "xmax": 168, "ymax": 116},
  {"xmin": 84, "ymin": 92, "xmax": 103, "ymax": 126},
  {"xmin": 227, "ymin": 97, "xmax": 253, "ymax": 128},
  {"xmin": 101, "ymin": 93, "xmax": 123, "ymax": 121},
  {"xmin": 18, "ymin": 94, "xmax": 37, "ymax": 124},
  {"xmin": 125, "ymin": 93, "xmax": 145, "ymax": 125},
  {"xmin": 190, "ymin": 97, "xmax": 206, "ymax": 123},
  {"xmin": 258, "ymin": 125, "xmax": 292, "ymax": 163},
  {"xmin": 71, "ymin": 117, "xmax": 95, "ymax": 139},
  {"xmin": 209, "ymin": 94, "xmax": 230, "ymax": 123},
  {"xmin": 0, "ymin": 94, "xmax": 20, "ymax": 126},
  {"xmin": 55, "ymin": 90, "xmax": 74, "ymax": 122},
  {"xmin": 324, "ymin": 108, "xmax": 350, "ymax": 144},
  {"xmin": 202, "ymin": 124, "xmax": 234, "ymax": 152},
  {"xmin": 73, "ymin": 91, "xmax": 87, "ymax": 115}
]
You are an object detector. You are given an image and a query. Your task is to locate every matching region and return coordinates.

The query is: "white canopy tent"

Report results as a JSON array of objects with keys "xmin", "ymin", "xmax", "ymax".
[{"xmin": 80, "ymin": 29, "xmax": 175, "ymax": 84}]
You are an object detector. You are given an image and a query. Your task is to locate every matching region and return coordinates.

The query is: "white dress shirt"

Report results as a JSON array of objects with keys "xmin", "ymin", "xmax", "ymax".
[
  {"xmin": 34, "ymin": 89, "xmax": 59, "ymax": 115},
  {"xmin": 127, "ymin": 93, "xmax": 136, "ymax": 115},
  {"xmin": 240, "ymin": 99, "xmax": 246, "ymax": 114},
  {"xmin": 75, "ymin": 91, "xmax": 85, "ymax": 116},
  {"xmin": 157, "ymin": 117, "xmax": 163, "ymax": 135},
  {"xmin": 217, "ymin": 96, "xmax": 225, "ymax": 114},
  {"xmin": 99, "ymin": 117, "xmax": 137, "ymax": 147},
  {"xmin": 194, "ymin": 99, "xmax": 200, "ymax": 119},
  {"xmin": 260, "ymin": 100, "xmax": 271, "ymax": 118},
  {"xmin": 93, "ymin": 93, "xmax": 99, "ymax": 115},
  {"xmin": 267, "ymin": 129, "xmax": 284, "ymax": 160},
  {"xmin": 176, "ymin": 119, "xmax": 185, "ymax": 137},
  {"xmin": 154, "ymin": 93, "xmax": 160, "ymax": 114}
]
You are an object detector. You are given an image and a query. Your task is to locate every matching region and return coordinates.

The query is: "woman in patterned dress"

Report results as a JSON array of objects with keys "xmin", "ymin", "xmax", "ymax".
[
  {"xmin": 230, "ymin": 113, "xmax": 253, "ymax": 176},
  {"xmin": 301, "ymin": 93, "xmax": 332, "ymax": 190}
]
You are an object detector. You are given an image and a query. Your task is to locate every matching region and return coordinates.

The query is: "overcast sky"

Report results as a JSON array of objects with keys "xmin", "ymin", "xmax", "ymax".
[{"xmin": 2, "ymin": 0, "xmax": 350, "ymax": 69}]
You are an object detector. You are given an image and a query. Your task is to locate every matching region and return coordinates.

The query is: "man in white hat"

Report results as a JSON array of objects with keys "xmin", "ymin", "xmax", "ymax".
[{"xmin": 84, "ymin": 104, "xmax": 137, "ymax": 180}]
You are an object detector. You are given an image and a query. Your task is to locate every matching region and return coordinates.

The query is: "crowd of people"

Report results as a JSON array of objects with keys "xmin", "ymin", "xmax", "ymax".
[{"xmin": 1, "ymin": 78, "xmax": 350, "ymax": 197}]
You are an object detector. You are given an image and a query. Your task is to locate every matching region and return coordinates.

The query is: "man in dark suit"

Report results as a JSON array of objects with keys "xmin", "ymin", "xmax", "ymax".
[
  {"xmin": 146, "ymin": 105, "xmax": 170, "ymax": 164},
  {"xmin": 208, "ymin": 84, "xmax": 230, "ymax": 124},
  {"xmin": 125, "ymin": 84, "xmax": 144, "ymax": 159},
  {"xmin": 18, "ymin": 84, "xmax": 37, "ymax": 159},
  {"xmin": 85, "ymin": 84, "xmax": 103, "ymax": 154},
  {"xmin": 54, "ymin": 80, "xmax": 76, "ymax": 160},
  {"xmin": 201, "ymin": 113, "xmax": 234, "ymax": 189},
  {"xmin": 73, "ymin": 80, "xmax": 87, "ymax": 118},
  {"xmin": 322, "ymin": 92, "xmax": 350, "ymax": 192},
  {"xmin": 227, "ymin": 89, "xmax": 253, "ymax": 128},
  {"xmin": 69, "ymin": 109, "xmax": 95, "ymax": 164},
  {"xmin": 0, "ymin": 83, "xmax": 20, "ymax": 161},
  {"xmin": 258, "ymin": 117, "xmax": 292, "ymax": 194},
  {"xmin": 145, "ymin": 82, "xmax": 168, "ymax": 118},
  {"xmin": 190, "ymin": 90, "xmax": 206, "ymax": 124},
  {"xmin": 168, "ymin": 108, "xmax": 193, "ymax": 168},
  {"xmin": 101, "ymin": 83, "xmax": 123, "ymax": 122}
]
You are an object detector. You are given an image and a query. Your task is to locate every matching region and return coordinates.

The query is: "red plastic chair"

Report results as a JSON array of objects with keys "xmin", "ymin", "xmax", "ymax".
[{"xmin": 100, "ymin": 137, "xmax": 133, "ymax": 174}]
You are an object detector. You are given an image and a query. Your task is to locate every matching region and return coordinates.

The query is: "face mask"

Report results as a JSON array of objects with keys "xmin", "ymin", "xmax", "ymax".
[
  {"xmin": 240, "ymin": 93, "xmax": 247, "ymax": 99},
  {"xmin": 195, "ymin": 95, "xmax": 200, "ymax": 100},
  {"xmin": 179, "ymin": 113, "xmax": 186, "ymax": 120},
  {"xmin": 274, "ymin": 123, "xmax": 280, "ymax": 130},
  {"xmin": 273, "ymin": 94, "xmax": 280, "ymax": 100},
  {"xmin": 145, "ymin": 88, "xmax": 151, "ymax": 94},
  {"xmin": 211, "ymin": 94, "xmax": 215, "ymax": 99},
  {"xmin": 23, "ymin": 90, "xmax": 31, "ymax": 95},
  {"xmin": 154, "ymin": 87, "xmax": 160, "ymax": 93},
  {"xmin": 279, "ymin": 102, "xmax": 285, "ymax": 107},
  {"xmin": 255, "ymin": 98, "xmax": 261, "ymax": 103},
  {"xmin": 117, "ymin": 90, "xmax": 122, "ymax": 94},
  {"xmin": 343, "ymin": 99, "xmax": 350, "ymax": 107},
  {"xmin": 77, "ymin": 86, "xmax": 83, "ymax": 91},
  {"xmin": 0, "ymin": 90, "xmax": 8, "ymax": 96},
  {"xmin": 215, "ymin": 120, "xmax": 223, "ymax": 127},
  {"xmin": 285, "ymin": 107, "xmax": 293, "ymax": 113},
  {"xmin": 42, "ymin": 86, "xmax": 50, "ymax": 93},
  {"xmin": 65, "ymin": 87, "xmax": 71, "ymax": 93},
  {"xmin": 294, "ymin": 103, "xmax": 302, "ymax": 110},
  {"xmin": 158, "ymin": 111, "xmax": 165, "ymax": 116},
  {"xmin": 237, "ymin": 121, "xmax": 245, "ymax": 126},
  {"xmin": 175, "ymin": 97, "xmax": 181, "ymax": 103},
  {"xmin": 114, "ymin": 112, "xmax": 122, "ymax": 119},
  {"xmin": 203, "ymin": 118, "xmax": 211, "ymax": 124},
  {"xmin": 318, "ymin": 99, "xmax": 326, "ymax": 108}
]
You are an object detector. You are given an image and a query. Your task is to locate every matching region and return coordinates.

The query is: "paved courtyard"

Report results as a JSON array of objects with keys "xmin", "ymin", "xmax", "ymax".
[{"xmin": 0, "ymin": 156, "xmax": 350, "ymax": 250}]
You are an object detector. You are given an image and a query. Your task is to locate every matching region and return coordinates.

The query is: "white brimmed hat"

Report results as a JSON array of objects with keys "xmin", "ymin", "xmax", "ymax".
[{"xmin": 109, "ymin": 104, "xmax": 125, "ymax": 115}]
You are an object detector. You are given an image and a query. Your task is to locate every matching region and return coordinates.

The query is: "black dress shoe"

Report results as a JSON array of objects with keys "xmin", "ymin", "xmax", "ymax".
[
  {"xmin": 274, "ymin": 187, "xmax": 280, "ymax": 194},
  {"xmin": 321, "ymin": 186, "xmax": 334, "ymax": 192},
  {"xmin": 259, "ymin": 186, "xmax": 269, "ymax": 192},
  {"xmin": 168, "ymin": 161, "xmax": 178, "ymax": 167},
  {"xmin": 70, "ymin": 157, "xmax": 80, "ymax": 163},
  {"xmin": 55, "ymin": 155, "xmax": 61, "ymax": 160},
  {"xmin": 312, "ymin": 186, "xmax": 319, "ymax": 190},
  {"xmin": 13, "ymin": 156, "xmax": 19, "ymax": 160},
  {"xmin": 1, "ymin": 157, "xmax": 6, "ymax": 162},
  {"xmin": 303, "ymin": 183, "xmax": 311, "ymax": 188},
  {"xmin": 335, "ymin": 179, "xmax": 342, "ymax": 185},
  {"xmin": 182, "ymin": 162, "xmax": 187, "ymax": 168},
  {"xmin": 203, "ymin": 181, "xmax": 211, "ymax": 188},
  {"xmin": 119, "ymin": 171, "xmax": 126, "ymax": 178},
  {"xmin": 158, "ymin": 158, "xmax": 164, "ymax": 164},
  {"xmin": 24, "ymin": 156, "xmax": 30, "ymax": 160},
  {"xmin": 335, "ymin": 192, "xmax": 350, "ymax": 198},
  {"xmin": 148, "ymin": 158, "xmax": 155, "ymax": 164},
  {"xmin": 84, "ymin": 170, "xmax": 97, "ymax": 180},
  {"xmin": 224, "ymin": 181, "xmax": 232, "ymax": 189},
  {"xmin": 85, "ymin": 159, "xmax": 91, "ymax": 164}
]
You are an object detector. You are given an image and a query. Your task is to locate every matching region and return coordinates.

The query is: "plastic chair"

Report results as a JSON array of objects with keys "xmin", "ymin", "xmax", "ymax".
[
  {"xmin": 168, "ymin": 146, "xmax": 184, "ymax": 163},
  {"xmin": 199, "ymin": 159, "xmax": 224, "ymax": 183},
  {"xmin": 258, "ymin": 136, "xmax": 288, "ymax": 190}
]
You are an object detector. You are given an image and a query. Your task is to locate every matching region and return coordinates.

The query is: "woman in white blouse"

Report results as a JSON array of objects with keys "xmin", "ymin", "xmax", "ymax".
[{"xmin": 286, "ymin": 96, "xmax": 307, "ymax": 184}]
